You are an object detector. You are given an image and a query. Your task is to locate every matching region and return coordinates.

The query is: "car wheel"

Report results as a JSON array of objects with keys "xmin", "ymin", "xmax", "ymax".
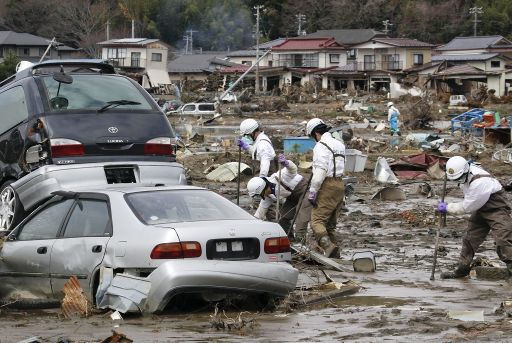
[{"xmin": 0, "ymin": 180, "xmax": 24, "ymax": 231}]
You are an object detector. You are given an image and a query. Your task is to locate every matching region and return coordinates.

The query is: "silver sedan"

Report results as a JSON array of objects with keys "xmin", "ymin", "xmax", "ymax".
[{"xmin": 0, "ymin": 185, "xmax": 298, "ymax": 312}]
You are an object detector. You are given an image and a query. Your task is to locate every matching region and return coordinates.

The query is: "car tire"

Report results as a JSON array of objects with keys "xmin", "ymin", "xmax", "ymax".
[
  {"xmin": 0, "ymin": 298, "xmax": 61, "ymax": 309},
  {"xmin": 0, "ymin": 180, "xmax": 25, "ymax": 232}
]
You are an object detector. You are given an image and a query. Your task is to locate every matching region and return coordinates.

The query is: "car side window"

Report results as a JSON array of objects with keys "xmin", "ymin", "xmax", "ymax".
[
  {"xmin": 198, "ymin": 104, "xmax": 214, "ymax": 111},
  {"xmin": 0, "ymin": 86, "xmax": 29, "ymax": 135},
  {"xmin": 183, "ymin": 105, "xmax": 195, "ymax": 111},
  {"xmin": 17, "ymin": 199, "xmax": 73, "ymax": 241},
  {"xmin": 63, "ymin": 199, "xmax": 110, "ymax": 238}
]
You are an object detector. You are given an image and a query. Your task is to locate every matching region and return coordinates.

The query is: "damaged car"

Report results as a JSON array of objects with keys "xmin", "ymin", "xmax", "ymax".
[
  {"xmin": 0, "ymin": 185, "xmax": 298, "ymax": 313},
  {"xmin": 0, "ymin": 59, "xmax": 178, "ymax": 231}
]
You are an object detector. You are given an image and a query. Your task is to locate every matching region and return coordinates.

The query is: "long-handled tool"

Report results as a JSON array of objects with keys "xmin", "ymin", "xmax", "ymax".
[
  {"xmin": 430, "ymin": 174, "xmax": 447, "ymax": 280},
  {"xmin": 236, "ymin": 145, "xmax": 241, "ymax": 205},
  {"xmin": 275, "ymin": 161, "xmax": 282, "ymax": 222},
  {"xmin": 286, "ymin": 173, "xmax": 313, "ymax": 238}
]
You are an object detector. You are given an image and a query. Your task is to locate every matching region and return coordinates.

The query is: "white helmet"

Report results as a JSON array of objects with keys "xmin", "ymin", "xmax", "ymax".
[
  {"xmin": 306, "ymin": 118, "xmax": 325, "ymax": 136},
  {"xmin": 387, "ymin": 102, "xmax": 394, "ymax": 107},
  {"xmin": 247, "ymin": 177, "xmax": 266, "ymax": 197},
  {"xmin": 240, "ymin": 119, "xmax": 259, "ymax": 135},
  {"xmin": 446, "ymin": 156, "xmax": 470, "ymax": 181}
]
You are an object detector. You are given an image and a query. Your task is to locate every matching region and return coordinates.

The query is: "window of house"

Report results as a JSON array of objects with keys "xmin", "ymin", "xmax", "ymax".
[
  {"xmin": 363, "ymin": 55, "xmax": 375, "ymax": 70},
  {"xmin": 18, "ymin": 47, "xmax": 30, "ymax": 56},
  {"xmin": 151, "ymin": 53, "xmax": 162, "ymax": 62},
  {"xmin": 347, "ymin": 49, "xmax": 357, "ymax": 60},
  {"xmin": 268, "ymin": 60, "xmax": 273, "ymax": 67},
  {"xmin": 131, "ymin": 52, "xmax": 141, "ymax": 67},
  {"xmin": 242, "ymin": 60, "xmax": 252, "ymax": 66},
  {"xmin": 491, "ymin": 60, "xmax": 501, "ymax": 68},
  {"xmin": 413, "ymin": 54, "xmax": 424, "ymax": 65},
  {"xmin": 107, "ymin": 48, "xmax": 127, "ymax": 59},
  {"xmin": 329, "ymin": 54, "xmax": 340, "ymax": 64}
]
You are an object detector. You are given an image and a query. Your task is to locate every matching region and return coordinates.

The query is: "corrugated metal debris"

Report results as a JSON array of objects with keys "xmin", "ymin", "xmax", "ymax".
[{"xmin": 61, "ymin": 276, "xmax": 91, "ymax": 318}]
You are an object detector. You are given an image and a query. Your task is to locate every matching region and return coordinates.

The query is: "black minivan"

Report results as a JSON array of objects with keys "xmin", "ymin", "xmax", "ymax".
[{"xmin": 0, "ymin": 59, "xmax": 177, "ymax": 229}]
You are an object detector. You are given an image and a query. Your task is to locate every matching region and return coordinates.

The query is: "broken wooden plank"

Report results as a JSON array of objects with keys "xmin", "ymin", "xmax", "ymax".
[{"xmin": 291, "ymin": 243, "xmax": 350, "ymax": 272}]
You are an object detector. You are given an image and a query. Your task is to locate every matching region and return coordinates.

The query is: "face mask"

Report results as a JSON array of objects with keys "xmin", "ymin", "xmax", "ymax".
[{"xmin": 242, "ymin": 135, "xmax": 253, "ymax": 145}]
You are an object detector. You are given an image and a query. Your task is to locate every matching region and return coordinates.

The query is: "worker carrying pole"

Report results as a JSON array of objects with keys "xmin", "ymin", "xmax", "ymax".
[
  {"xmin": 437, "ymin": 156, "xmax": 512, "ymax": 279},
  {"xmin": 246, "ymin": 154, "xmax": 312, "ymax": 242}
]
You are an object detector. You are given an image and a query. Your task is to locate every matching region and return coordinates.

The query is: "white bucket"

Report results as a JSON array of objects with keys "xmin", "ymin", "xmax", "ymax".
[{"xmin": 352, "ymin": 251, "xmax": 376, "ymax": 272}]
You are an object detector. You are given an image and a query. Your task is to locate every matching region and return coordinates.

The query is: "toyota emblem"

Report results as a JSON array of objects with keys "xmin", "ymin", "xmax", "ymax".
[{"xmin": 108, "ymin": 126, "xmax": 118, "ymax": 134}]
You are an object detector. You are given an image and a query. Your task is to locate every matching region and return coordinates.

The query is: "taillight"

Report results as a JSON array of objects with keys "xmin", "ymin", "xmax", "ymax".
[
  {"xmin": 144, "ymin": 137, "xmax": 174, "ymax": 156},
  {"xmin": 264, "ymin": 237, "xmax": 291, "ymax": 254},
  {"xmin": 50, "ymin": 138, "xmax": 85, "ymax": 157},
  {"xmin": 150, "ymin": 241, "xmax": 202, "ymax": 259}
]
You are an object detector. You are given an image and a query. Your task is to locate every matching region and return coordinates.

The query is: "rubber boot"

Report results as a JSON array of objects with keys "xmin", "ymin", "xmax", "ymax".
[
  {"xmin": 318, "ymin": 236, "xmax": 339, "ymax": 258},
  {"xmin": 440, "ymin": 264, "xmax": 470, "ymax": 279},
  {"xmin": 506, "ymin": 263, "xmax": 512, "ymax": 277}
]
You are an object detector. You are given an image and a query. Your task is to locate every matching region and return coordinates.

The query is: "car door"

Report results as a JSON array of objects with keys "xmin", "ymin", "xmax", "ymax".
[
  {"xmin": 0, "ymin": 198, "xmax": 73, "ymax": 298},
  {"xmin": 50, "ymin": 195, "xmax": 112, "ymax": 298}
]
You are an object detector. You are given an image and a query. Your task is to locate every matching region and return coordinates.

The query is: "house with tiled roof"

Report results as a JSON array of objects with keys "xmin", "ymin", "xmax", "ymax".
[
  {"xmin": 436, "ymin": 35, "xmax": 512, "ymax": 59},
  {"xmin": 428, "ymin": 36, "xmax": 512, "ymax": 97},
  {"xmin": 167, "ymin": 52, "xmax": 237, "ymax": 82},
  {"xmin": 319, "ymin": 36, "xmax": 434, "ymax": 93},
  {"xmin": 97, "ymin": 38, "xmax": 171, "ymax": 88},
  {"xmin": 227, "ymin": 38, "xmax": 285, "ymax": 67},
  {"xmin": 0, "ymin": 31, "xmax": 79, "ymax": 62}
]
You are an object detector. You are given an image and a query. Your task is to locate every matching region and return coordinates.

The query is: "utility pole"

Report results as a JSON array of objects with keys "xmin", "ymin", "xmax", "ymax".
[
  {"xmin": 254, "ymin": 5, "xmax": 264, "ymax": 94},
  {"xmin": 469, "ymin": 7, "xmax": 483, "ymax": 37},
  {"xmin": 382, "ymin": 20, "xmax": 393, "ymax": 35},
  {"xmin": 106, "ymin": 20, "xmax": 110, "ymax": 41},
  {"xmin": 186, "ymin": 30, "xmax": 198, "ymax": 54},
  {"xmin": 296, "ymin": 14, "xmax": 306, "ymax": 36},
  {"xmin": 183, "ymin": 35, "xmax": 190, "ymax": 54}
]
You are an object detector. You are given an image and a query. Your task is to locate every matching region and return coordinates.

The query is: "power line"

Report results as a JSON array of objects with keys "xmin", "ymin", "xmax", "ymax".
[{"xmin": 469, "ymin": 7, "xmax": 483, "ymax": 37}]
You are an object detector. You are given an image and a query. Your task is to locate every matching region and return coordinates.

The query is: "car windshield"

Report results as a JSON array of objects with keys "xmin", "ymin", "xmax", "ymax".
[
  {"xmin": 125, "ymin": 189, "xmax": 255, "ymax": 224},
  {"xmin": 41, "ymin": 75, "xmax": 153, "ymax": 112}
]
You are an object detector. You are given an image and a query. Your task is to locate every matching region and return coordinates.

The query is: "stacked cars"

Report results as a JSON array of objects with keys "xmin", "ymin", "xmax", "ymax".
[{"xmin": 0, "ymin": 59, "xmax": 298, "ymax": 311}]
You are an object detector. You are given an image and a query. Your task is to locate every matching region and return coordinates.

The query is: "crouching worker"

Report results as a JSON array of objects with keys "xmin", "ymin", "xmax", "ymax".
[
  {"xmin": 437, "ymin": 156, "xmax": 512, "ymax": 279},
  {"xmin": 246, "ymin": 154, "xmax": 312, "ymax": 241},
  {"xmin": 306, "ymin": 118, "xmax": 346, "ymax": 258}
]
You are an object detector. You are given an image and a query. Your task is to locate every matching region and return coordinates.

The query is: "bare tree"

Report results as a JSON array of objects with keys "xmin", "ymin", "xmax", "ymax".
[{"xmin": 59, "ymin": 0, "xmax": 112, "ymax": 57}]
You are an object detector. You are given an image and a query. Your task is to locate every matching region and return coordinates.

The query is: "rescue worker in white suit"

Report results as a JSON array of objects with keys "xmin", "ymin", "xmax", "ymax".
[
  {"xmin": 437, "ymin": 156, "xmax": 512, "ymax": 278},
  {"xmin": 238, "ymin": 118, "xmax": 276, "ymax": 177},
  {"xmin": 246, "ymin": 154, "xmax": 312, "ymax": 241},
  {"xmin": 387, "ymin": 101, "xmax": 401, "ymax": 136},
  {"xmin": 306, "ymin": 118, "xmax": 346, "ymax": 258}
]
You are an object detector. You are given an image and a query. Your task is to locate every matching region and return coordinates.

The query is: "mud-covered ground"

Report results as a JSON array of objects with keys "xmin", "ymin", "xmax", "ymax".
[{"xmin": 3, "ymin": 104, "xmax": 512, "ymax": 343}]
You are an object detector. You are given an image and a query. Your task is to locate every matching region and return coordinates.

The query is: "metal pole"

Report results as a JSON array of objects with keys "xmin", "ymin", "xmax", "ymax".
[
  {"xmin": 276, "ymin": 162, "xmax": 281, "ymax": 222},
  {"xmin": 430, "ymin": 174, "xmax": 447, "ymax": 281},
  {"xmin": 254, "ymin": 5, "xmax": 263, "ymax": 94},
  {"xmin": 236, "ymin": 146, "xmax": 242, "ymax": 205}
]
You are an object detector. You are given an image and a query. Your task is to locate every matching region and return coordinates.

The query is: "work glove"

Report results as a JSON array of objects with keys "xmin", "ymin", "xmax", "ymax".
[
  {"xmin": 437, "ymin": 202, "xmax": 448, "ymax": 214},
  {"xmin": 278, "ymin": 153, "xmax": 289, "ymax": 167},
  {"xmin": 308, "ymin": 191, "xmax": 317, "ymax": 206},
  {"xmin": 236, "ymin": 138, "xmax": 250, "ymax": 151}
]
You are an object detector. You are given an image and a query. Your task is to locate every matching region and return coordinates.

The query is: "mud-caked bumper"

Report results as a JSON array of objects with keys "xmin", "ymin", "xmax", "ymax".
[{"xmin": 145, "ymin": 260, "xmax": 298, "ymax": 313}]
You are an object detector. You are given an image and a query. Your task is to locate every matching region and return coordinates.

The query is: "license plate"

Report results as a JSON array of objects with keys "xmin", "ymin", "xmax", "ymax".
[
  {"xmin": 216, "ymin": 242, "xmax": 227, "ymax": 252},
  {"xmin": 232, "ymin": 241, "xmax": 243, "ymax": 251}
]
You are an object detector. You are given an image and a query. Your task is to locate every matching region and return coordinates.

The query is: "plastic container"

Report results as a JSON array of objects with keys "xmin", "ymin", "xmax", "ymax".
[
  {"xmin": 283, "ymin": 136, "xmax": 316, "ymax": 154},
  {"xmin": 345, "ymin": 149, "xmax": 367, "ymax": 172},
  {"xmin": 352, "ymin": 251, "xmax": 376, "ymax": 272}
]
